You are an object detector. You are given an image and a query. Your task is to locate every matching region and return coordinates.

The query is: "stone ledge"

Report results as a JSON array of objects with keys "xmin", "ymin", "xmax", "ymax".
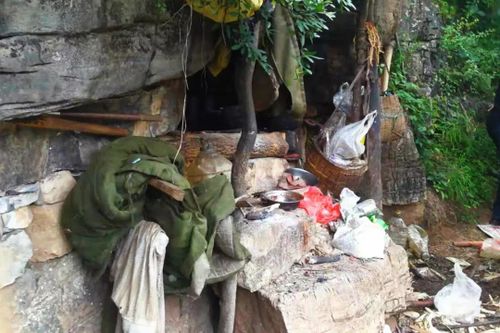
[
  {"xmin": 235, "ymin": 242, "xmax": 411, "ymax": 333},
  {"xmin": 237, "ymin": 210, "xmax": 314, "ymax": 292}
]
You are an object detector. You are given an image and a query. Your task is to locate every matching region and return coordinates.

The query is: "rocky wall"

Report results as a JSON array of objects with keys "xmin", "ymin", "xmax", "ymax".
[{"xmin": 0, "ymin": 0, "xmax": 216, "ymax": 120}]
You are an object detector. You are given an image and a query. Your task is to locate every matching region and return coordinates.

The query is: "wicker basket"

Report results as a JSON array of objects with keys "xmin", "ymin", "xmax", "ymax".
[
  {"xmin": 380, "ymin": 95, "xmax": 407, "ymax": 143},
  {"xmin": 305, "ymin": 141, "xmax": 368, "ymax": 197}
]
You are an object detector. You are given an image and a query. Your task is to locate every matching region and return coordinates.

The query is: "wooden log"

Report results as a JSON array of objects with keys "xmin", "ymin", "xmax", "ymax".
[
  {"xmin": 14, "ymin": 116, "xmax": 129, "ymax": 137},
  {"xmin": 161, "ymin": 131, "xmax": 289, "ymax": 164},
  {"xmin": 148, "ymin": 179, "xmax": 185, "ymax": 202}
]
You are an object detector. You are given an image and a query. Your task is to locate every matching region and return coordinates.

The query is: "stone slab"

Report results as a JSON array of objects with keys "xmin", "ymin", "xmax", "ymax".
[
  {"xmin": 26, "ymin": 203, "xmax": 72, "ymax": 262},
  {"xmin": 0, "ymin": 183, "xmax": 39, "ymax": 214},
  {"xmin": 0, "ymin": 253, "xmax": 108, "ymax": 333},
  {"xmin": 0, "ymin": 230, "xmax": 33, "ymax": 289},
  {"xmin": 1, "ymin": 206, "xmax": 33, "ymax": 230},
  {"xmin": 237, "ymin": 209, "xmax": 314, "ymax": 292},
  {"xmin": 37, "ymin": 171, "xmax": 76, "ymax": 205},
  {"xmin": 234, "ymin": 242, "xmax": 411, "ymax": 333}
]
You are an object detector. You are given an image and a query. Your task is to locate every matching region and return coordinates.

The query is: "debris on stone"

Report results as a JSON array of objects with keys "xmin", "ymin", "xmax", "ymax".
[{"xmin": 446, "ymin": 256, "xmax": 471, "ymax": 268}]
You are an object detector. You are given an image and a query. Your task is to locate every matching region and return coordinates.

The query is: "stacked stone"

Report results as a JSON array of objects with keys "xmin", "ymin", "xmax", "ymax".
[{"xmin": 0, "ymin": 170, "xmax": 76, "ymax": 290}]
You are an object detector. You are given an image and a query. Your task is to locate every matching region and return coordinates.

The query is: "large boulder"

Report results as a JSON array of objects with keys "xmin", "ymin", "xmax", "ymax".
[{"xmin": 0, "ymin": 0, "xmax": 216, "ymax": 120}]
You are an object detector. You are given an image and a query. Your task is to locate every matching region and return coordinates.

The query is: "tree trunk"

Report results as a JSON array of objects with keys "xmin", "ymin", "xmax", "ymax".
[
  {"xmin": 349, "ymin": 1, "xmax": 369, "ymax": 124},
  {"xmin": 231, "ymin": 21, "xmax": 261, "ymax": 197},
  {"xmin": 364, "ymin": 64, "xmax": 383, "ymax": 207}
]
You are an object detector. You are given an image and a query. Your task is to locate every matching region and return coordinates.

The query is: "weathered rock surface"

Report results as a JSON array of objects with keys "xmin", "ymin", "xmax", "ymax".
[
  {"xmin": 0, "ymin": 230, "xmax": 33, "ymax": 289},
  {"xmin": 399, "ymin": 0, "xmax": 442, "ymax": 87},
  {"xmin": 0, "ymin": 253, "xmax": 109, "ymax": 333},
  {"xmin": 235, "ymin": 242, "xmax": 411, "ymax": 333},
  {"xmin": 1, "ymin": 206, "xmax": 33, "ymax": 230},
  {"xmin": 237, "ymin": 210, "xmax": 313, "ymax": 292},
  {"xmin": 245, "ymin": 158, "xmax": 289, "ymax": 194},
  {"xmin": 36, "ymin": 171, "xmax": 76, "ymax": 205},
  {"xmin": 26, "ymin": 202, "xmax": 71, "ymax": 262},
  {"xmin": 165, "ymin": 291, "xmax": 216, "ymax": 333},
  {"xmin": 0, "ymin": 2, "xmax": 216, "ymax": 120}
]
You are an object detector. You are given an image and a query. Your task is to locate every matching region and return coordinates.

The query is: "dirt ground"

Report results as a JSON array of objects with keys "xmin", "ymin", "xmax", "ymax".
[{"xmin": 411, "ymin": 192, "xmax": 500, "ymax": 305}]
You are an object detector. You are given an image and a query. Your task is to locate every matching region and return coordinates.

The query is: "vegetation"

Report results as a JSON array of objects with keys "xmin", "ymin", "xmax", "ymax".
[{"xmin": 391, "ymin": 0, "xmax": 500, "ymax": 210}]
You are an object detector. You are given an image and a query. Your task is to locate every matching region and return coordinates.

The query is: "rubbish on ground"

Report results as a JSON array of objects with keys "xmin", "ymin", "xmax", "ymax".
[
  {"xmin": 406, "ymin": 299, "xmax": 435, "ymax": 309},
  {"xmin": 387, "ymin": 217, "xmax": 409, "ymax": 247},
  {"xmin": 332, "ymin": 216, "xmax": 386, "ymax": 259},
  {"xmin": 454, "ymin": 239, "xmax": 500, "ymax": 259},
  {"xmin": 305, "ymin": 255, "xmax": 342, "ymax": 265},
  {"xmin": 328, "ymin": 110, "xmax": 377, "ymax": 162},
  {"xmin": 278, "ymin": 168, "xmax": 318, "ymax": 190},
  {"xmin": 407, "ymin": 224, "xmax": 430, "ymax": 259},
  {"xmin": 245, "ymin": 204, "xmax": 280, "ymax": 220},
  {"xmin": 261, "ymin": 190, "xmax": 303, "ymax": 211},
  {"xmin": 481, "ymin": 271, "xmax": 500, "ymax": 282},
  {"xmin": 411, "ymin": 265, "xmax": 444, "ymax": 281},
  {"xmin": 477, "ymin": 224, "xmax": 500, "ymax": 239},
  {"xmin": 339, "ymin": 187, "xmax": 360, "ymax": 220},
  {"xmin": 368, "ymin": 214, "xmax": 388, "ymax": 230},
  {"xmin": 446, "ymin": 257, "xmax": 471, "ymax": 268},
  {"xmin": 434, "ymin": 263, "xmax": 482, "ymax": 323},
  {"xmin": 352, "ymin": 199, "xmax": 379, "ymax": 216},
  {"xmin": 404, "ymin": 311, "xmax": 423, "ymax": 319},
  {"xmin": 298, "ymin": 186, "xmax": 341, "ymax": 224}
]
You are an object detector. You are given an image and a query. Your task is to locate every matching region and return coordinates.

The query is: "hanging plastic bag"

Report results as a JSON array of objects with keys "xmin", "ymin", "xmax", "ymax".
[
  {"xmin": 332, "ymin": 216, "xmax": 386, "ymax": 259},
  {"xmin": 332, "ymin": 82, "xmax": 353, "ymax": 114},
  {"xmin": 298, "ymin": 186, "xmax": 341, "ymax": 224},
  {"xmin": 330, "ymin": 110, "xmax": 377, "ymax": 160},
  {"xmin": 434, "ymin": 263, "xmax": 482, "ymax": 324}
]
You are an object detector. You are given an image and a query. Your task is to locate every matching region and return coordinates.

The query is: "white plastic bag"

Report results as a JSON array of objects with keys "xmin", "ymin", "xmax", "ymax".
[
  {"xmin": 332, "ymin": 216, "xmax": 386, "ymax": 259},
  {"xmin": 339, "ymin": 187, "xmax": 360, "ymax": 220},
  {"xmin": 434, "ymin": 263, "xmax": 482, "ymax": 324},
  {"xmin": 330, "ymin": 110, "xmax": 377, "ymax": 160}
]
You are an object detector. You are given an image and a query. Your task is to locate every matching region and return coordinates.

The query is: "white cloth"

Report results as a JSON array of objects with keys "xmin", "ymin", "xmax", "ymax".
[{"xmin": 111, "ymin": 221, "xmax": 168, "ymax": 333}]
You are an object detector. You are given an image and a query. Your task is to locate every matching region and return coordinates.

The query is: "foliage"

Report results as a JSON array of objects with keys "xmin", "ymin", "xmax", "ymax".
[
  {"xmin": 390, "ymin": 0, "xmax": 499, "ymax": 209},
  {"xmin": 223, "ymin": 0, "xmax": 354, "ymax": 76}
]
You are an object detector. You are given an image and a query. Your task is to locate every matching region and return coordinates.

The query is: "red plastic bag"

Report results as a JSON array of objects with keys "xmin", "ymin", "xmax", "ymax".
[{"xmin": 298, "ymin": 186, "xmax": 341, "ymax": 224}]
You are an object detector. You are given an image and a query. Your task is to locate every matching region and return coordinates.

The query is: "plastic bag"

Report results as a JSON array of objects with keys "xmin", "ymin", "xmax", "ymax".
[
  {"xmin": 298, "ymin": 186, "xmax": 341, "ymax": 224},
  {"xmin": 434, "ymin": 263, "xmax": 482, "ymax": 323},
  {"xmin": 339, "ymin": 187, "xmax": 360, "ymax": 220},
  {"xmin": 332, "ymin": 216, "xmax": 386, "ymax": 259},
  {"xmin": 330, "ymin": 110, "xmax": 377, "ymax": 160},
  {"xmin": 332, "ymin": 82, "xmax": 353, "ymax": 114}
]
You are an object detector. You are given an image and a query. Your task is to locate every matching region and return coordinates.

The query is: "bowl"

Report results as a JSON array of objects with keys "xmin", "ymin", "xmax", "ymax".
[
  {"xmin": 284, "ymin": 168, "xmax": 318, "ymax": 186},
  {"xmin": 261, "ymin": 190, "xmax": 304, "ymax": 211}
]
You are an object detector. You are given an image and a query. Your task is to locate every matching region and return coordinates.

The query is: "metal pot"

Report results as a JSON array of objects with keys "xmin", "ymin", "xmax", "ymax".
[{"xmin": 260, "ymin": 190, "xmax": 304, "ymax": 211}]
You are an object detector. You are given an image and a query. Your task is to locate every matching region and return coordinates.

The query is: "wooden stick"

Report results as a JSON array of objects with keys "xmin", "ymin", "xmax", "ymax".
[
  {"xmin": 14, "ymin": 116, "xmax": 128, "ymax": 137},
  {"xmin": 50, "ymin": 112, "xmax": 163, "ymax": 122},
  {"xmin": 407, "ymin": 299, "xmax": 434, "ymax": 308},
  {"xmin": 453, "ymin": 241, "xmax": 483, "ymax": 249},
  {"xmin": 148, "ymin": 179, "xmax": 185, "ymax": 202}
]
